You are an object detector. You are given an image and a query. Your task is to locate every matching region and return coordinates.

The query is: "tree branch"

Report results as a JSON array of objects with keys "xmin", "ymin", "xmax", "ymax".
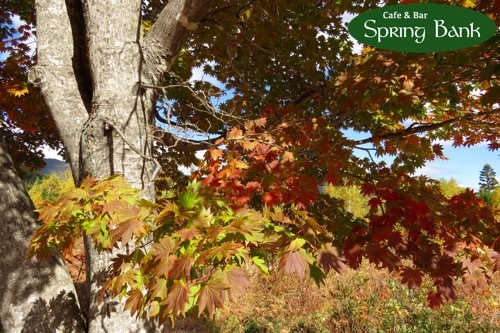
[
  {"xmin": 29, "ymin": 0, "xmax": 89, "ymax": 183},
  {"xmin": 153, "ymin": 129, "xmax": 222, "ymax": 153},
  {"xmin": 353, "ymin": 109, "xmax": 500, "ymax": 145},
  {"xmin": 143, "ymin": 0, "xmax": 218, "ymax": 85}
]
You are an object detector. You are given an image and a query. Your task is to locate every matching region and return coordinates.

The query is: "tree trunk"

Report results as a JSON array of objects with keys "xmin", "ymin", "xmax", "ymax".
[
  {"xmin": 0, "ymin": 135, "xmax": 87, "ymax": 333},
  {"xmin": 27, "ymin": 0, "xmax": 216, "ymax": 331},
  {"xmin": 79, "ymin": 1, "xmax": 157, "ymax": 331}
]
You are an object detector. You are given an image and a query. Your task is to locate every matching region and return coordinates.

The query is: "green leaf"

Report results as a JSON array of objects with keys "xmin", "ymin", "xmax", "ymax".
[
  {"xmin": 251, "ymin": 256, "xmax": 269, "ymax": 274},
  {"xmin": 309, "ymin": 263, "xmax": 326, "ymax": 287},
  {"xmin": 288, "ymin": 237, "xmax": 306, "ymax": 252},
  {"xmin": 179, "ymin": 190, "xmax": 198, "ymax": 209}
]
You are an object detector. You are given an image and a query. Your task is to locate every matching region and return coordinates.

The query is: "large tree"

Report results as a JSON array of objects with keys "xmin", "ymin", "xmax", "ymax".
[
  {"xmin": 478, "ymin": 164, "xmax": 499, "ymax": 204},
  {"xmin": 1, "ymin": 0, "xmax": 499, "ymax": 332},
  {"xmin": 479, "ymin": 164, "xmax": 499, "ymax": 192}
]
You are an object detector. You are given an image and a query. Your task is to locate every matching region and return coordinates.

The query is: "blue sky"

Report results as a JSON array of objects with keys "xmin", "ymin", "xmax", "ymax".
[
  {"xmin": 345, "ymin": 127, "xmax": 499, "ymax": 190},
  {"xmin": 414, "ymin": 144, "xmax": 499, "ymax": 190}
]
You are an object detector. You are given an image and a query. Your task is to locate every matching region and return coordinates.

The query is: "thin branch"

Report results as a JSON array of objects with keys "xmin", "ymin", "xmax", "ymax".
[
  {"xmin": 353, "ymin": 146, "xmax": 378, "ymax": 164},
  {"xmin": 353, "ymin": 109, "xmax": 500, "ymax": 145},
  {"xmin": 153, "ymin": 129, "xmax": 222, "ymax": 152}
]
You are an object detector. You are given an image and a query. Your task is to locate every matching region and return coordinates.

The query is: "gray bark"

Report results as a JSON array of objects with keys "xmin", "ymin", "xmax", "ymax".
[
  {"xmin": 79, "ymin": 1, "xmax": 157, "ymax": 331},
  {"xmin": 25, "ymin": 0, "xmax": 217, "ymax": 331},
  {"xmin": 28, "ymin": 0, "xmax": 90, "ymax": 184},
  {"xmin": 0, "ymin": 135, "xmax": 87, "ymax": 333}
]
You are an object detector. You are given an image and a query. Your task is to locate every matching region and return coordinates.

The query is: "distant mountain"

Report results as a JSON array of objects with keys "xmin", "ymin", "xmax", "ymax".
[{"xmin": 41, "ymin": 158, "xmax": 70, "ymax": 175}]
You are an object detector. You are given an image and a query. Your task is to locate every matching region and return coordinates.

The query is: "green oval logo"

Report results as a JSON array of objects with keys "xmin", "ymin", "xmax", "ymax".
[{"xmin": 348, "ymin": 4, "xmax": 497, "ymax": 53}]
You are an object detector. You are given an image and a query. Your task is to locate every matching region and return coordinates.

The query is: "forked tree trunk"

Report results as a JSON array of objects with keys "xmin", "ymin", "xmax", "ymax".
[
  {"xmin": 0, "ymin": 136, "xmax": 87, "ymax": 333},
  {"xmin": 24, "ymin": 0, "xmax": 216, "ymax": 331}
]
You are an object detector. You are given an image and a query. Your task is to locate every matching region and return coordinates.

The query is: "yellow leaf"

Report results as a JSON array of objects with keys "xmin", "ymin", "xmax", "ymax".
[
  {"xmin": 241, "ymin": 140, "xmax": 259, "ymax": 151},
  {"xmin": 362, "ymin": 46, "xmax": 373, "ymax": 54},
  {"xmin": 7, "ymin": 86, "xmax": 29, "ymax": 97},
  {"xmin": 462, "ymin": 0, "xmax": 476, "ymax": 8},
  {"xmin": 207, "ymin": 148, "xmax": 223, "ymax": 160},
  {"xmin": 235, "ymin": 160, "xmax": 249, "ymax": 169},
  {"xmin": 227, "ymin": 128, "xmax": 243, "ymax": 140}
]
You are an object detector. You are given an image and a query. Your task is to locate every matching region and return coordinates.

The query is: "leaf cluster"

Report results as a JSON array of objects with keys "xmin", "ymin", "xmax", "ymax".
[{"xmin": 30, "ymin": 175, "xmax": 342, "ymax": 324}]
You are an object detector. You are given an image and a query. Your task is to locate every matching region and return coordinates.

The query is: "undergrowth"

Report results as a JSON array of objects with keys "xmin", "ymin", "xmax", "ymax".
[{"xmin": 207, "ymin": 261, "xmax": 499, "ymax": 333}]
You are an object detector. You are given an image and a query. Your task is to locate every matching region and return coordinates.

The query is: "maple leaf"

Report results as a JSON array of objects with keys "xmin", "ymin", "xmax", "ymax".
[
  {"xmin": 161, "ymin": 280, "xmax": 190, "ymax": 319},
  {"xmin": 462, "ymin": 257, "xmax": 483, "ymax": 275},
  {"xmin": 192, "ymin": 206, "xmax": 213, "ymax": 229},
  {"xmin": 227, "ymin": 127, "xmax": 244, "ymax": 140},
  {"xmin": 427, "ymin": 291, "xmax": 444, "ymax": 309},
  {"xmin": 153, "ymin": 256, "xmax": 177, "ymax": 278},
  {"xmin": 149, "ymin": 278, "xmax": 168, "ymax": 300},
  {"xmin": 102, "ymin": 200, "xmax": 126, "ymax": 216},
  {"xmin": 241, "ymin": 140, "xmax": 259, "ymax": 151},
  {"xmin": 218, "ymin": 266, "xmax": 250, "ymax": 302},
  {"xmin": 317, "ymin": 244, "xmax": 345, "ymax": 275},
  {"xmin": 179, "ymin": 190, "xmax": 199, "ymax": 209},
  {"xmin": 110, "ymin": 218, "xmax": 146, "ymax": 245},
  {"xmin": 205, "ymin": 242, "xmax": 242, "ymax": 263},
  {"xmin": 155, "ymin": 201, "xmax": 181, "ymax": 222},
  {"xmin": 196, "ymin": 280, "xmax": 228, "ymax": 317},
  {"xmin": 114, "ymin": 268, "xmax": 145, "ymax": 292},
  {"xmin": 113, "ymin": 201, "xmax": 141, "ymax": 222},
  {"xmin": 124, "ymin": 289, "xmax": 144, "ymax": 316},
  {"xmin": 344, "ymin": 242, "xmax": 363, "ymax": 269},
  {"xmin": 169, "ymin": 256, "xmax": 192, "ymax": 280},
  {"xmin": 278, "ymin": 250, "xmax": 311, "ymax": 279},
  {"xmin": 245, "ymin": 181, "xmax": 261, "ymax": 192},
  {"xmin": 360, "ymin": 183, "xmax": 376, "ymax": 196},
  {"xmin": 176, "ymin": 227, "xmax": 201, "ymax": 241},
  {"xmin": 207, "ymin": 148, "xmax": 223, "ymax": 160},
  {"xmin": 7, "ymin": 84, "xmax": 29, "ymax": 97},
  {"xmin": 462, "ymin": 257, "xmax": 489, "ymax": 289},
  {"xmin": 485, "ymin": 248, "xmax": 500, "ymax": 272},
  {"xmin": 152, "ymin": 236, "xmax": 176, "ymax": 261},
  {"xmin": 462, "ymin": 0, "xmax": 476, "ymax": 8},
  {"xmin": 303, "ymin": 216, "xmax": 327, "ymax": 235},
  {"xmin": 254, "ymin": 117, "xmax": 267, "ymax": 127},
  {"xmin": 400, "ymin": 266, "xmax": 423, "ymax": 289}
]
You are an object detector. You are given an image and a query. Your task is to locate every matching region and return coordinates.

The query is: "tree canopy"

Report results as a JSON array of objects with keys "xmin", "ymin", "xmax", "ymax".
[
  {"xmin": 478, "ymin": 164, "xmax": 499, "ymax": 204},
  {"xmin": 479, "ymin": 164, "xmax": 499, "ymax": 192},
  {"xmin": 1, "ymin": 0, "xmax": 499, "ymax": 330}
]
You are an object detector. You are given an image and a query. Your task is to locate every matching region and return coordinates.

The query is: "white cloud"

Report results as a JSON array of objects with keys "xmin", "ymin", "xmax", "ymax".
[
  {"xmin": 41, "ymin": 146, "xmax": 62, "ymax": 160},
  {"xmin": 10, "ymin": 14, "xmax": 23, "ymax": 27},
  {"xmin": 190, "ymin": 63, "xmax": 223, "ymax": 88},
  {"xmin": 414, "ymin": 164, "xmax": 445, "ymax": 177}
]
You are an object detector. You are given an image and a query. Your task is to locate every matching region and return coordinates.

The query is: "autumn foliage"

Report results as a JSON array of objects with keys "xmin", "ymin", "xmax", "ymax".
[
  {"xmin": 29, "ymin": 124, "xmax": 499, "ymax": 323},
  {"xmin": 2, "ymin": 0, "xmax": 499, "ymax": 326}
]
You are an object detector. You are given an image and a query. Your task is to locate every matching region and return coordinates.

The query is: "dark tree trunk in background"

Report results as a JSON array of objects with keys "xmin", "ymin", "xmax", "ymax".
[{"xmin": 0, "ymin": 135, "xmax": 86, "ymax": 333}]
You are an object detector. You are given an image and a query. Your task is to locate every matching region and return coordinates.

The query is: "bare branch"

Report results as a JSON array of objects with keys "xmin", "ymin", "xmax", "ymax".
[
  {"xmin": 153, "ymin": 129, "xmax": 222, "ymax": 153},
  {"xmin": 352, "ymin": 109, "xmax": 500, "ymax": 145}
]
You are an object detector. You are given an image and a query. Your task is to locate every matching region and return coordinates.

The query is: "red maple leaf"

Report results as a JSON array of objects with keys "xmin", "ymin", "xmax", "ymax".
[{"xmin": 317, "ymin": 244, "xmax": 345, "ymax": 275}]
